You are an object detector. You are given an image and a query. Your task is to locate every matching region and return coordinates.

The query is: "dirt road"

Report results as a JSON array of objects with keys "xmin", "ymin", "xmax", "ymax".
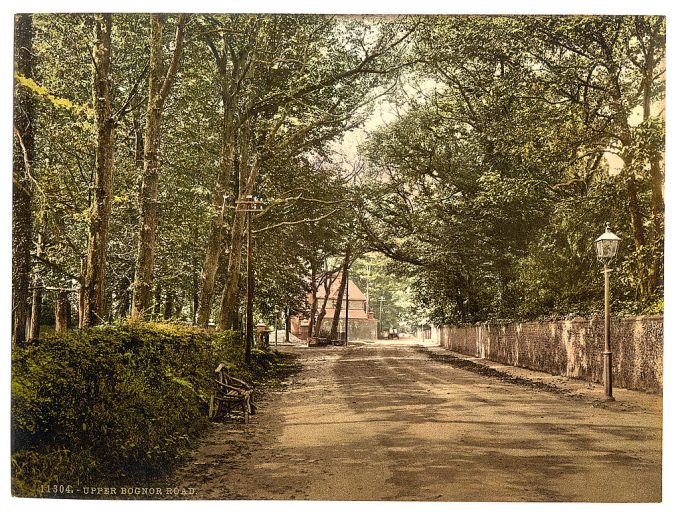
[{"xmin": 168, "ymin": 341, "xmax": 662, "ymax": 502}]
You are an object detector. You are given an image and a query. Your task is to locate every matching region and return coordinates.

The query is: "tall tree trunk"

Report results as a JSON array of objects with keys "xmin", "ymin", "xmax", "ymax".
[
  {"xmin": 12, "ymin": 13, "xmax": 35, "ymax": 347},
  {"xmin": 307, "ymin": 264, "xmax": 318, "ymax": 340},
  {"xmin": 217, "ymin": 208, "xmax": 246, "ymax": 329},
  {"xmin": 153, "ymin": 284, "xmax": 162, "ymax": 316},
  {"xmin": 607, "ymin": 64, "xmax": 650, "ymax": 299},
  {"xmin": 83, "ymin": 14, "xmax": 115, "ymax": 327},
  {"xmin": 163, "ymin": 291, "xmax": 175, "ymax": 320},
  {"xmin": 133, "ymin": 115, "xmax": 144, "ymax": 168},
  {"xmin": 116, "ymin": 273, "xmax": 132, "ymax": 318},
  {"xmin": 78, "ymin": 258, "xmax": 86, "ymax": 328},
  {"xmin": 131, "ymin": 14, "xmax": 187, "ymax": 319},
  {"xmin": 55, "ymin": 290, "xmax": 71, "ymax": 333},
  {"xmin": 330, "ymin": 245, "xmax": 351, "ymax": 339},
  {"xmin": 285, "ymin": 306, "xmax": 291, "ymax": 342},
  {"xmin": 196, "ymin": 80, "xmax": 235, "ymax": 327},
  {"xmin": 639, "ymin": 35, "xmax": 665, "ymax": 294},
  {"xmin": 624, "ymin": 167, "xmax": 648, "ymax": 297},
  {"xmin": 29, "ymin": 213, "xmax": 45, "ymax": 340},
  {"xmin": 199, "ymin": 31, "xmax": 261, "ymax": 329},
  {"xmin": 638, "ymin": 15, "xmax": 665, "ymax": 241},
  {"xmin": 174, "ymin": 296, "xmax": 183, "ymax": 319},
  {"xmin": 313, "ymin": 273, "xmax": 337, "ymax": 338},
  {"xmin": 191, "ymin": 269, "xmax": 199, "ymax": 323},
  {"xmin": 163, "ymin": 290, "xmax": 174, "ymax": 320},
  {"xmin": 29, "ymin": 285, "xmax": 42, "ymax": 340},
  {"xmin": 217, "ymin": 162, "xmax": 261, "ymax": 329}
]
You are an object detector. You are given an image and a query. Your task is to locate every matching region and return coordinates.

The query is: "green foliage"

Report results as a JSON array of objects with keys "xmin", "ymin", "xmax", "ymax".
[
  {"xmin": 359, "ymin": 15, "xmax": 665, "ymax": 324},
  {"xmin": 24, "ymin": 13, "xmax": 414, "ymax": 325},
  {"xmin": 351, "ymin": 253, "xmax": 414, "ymax": 332},
  {"xmin": 11, "ymin": 323, "xmax": 284, "ymax": 497}
]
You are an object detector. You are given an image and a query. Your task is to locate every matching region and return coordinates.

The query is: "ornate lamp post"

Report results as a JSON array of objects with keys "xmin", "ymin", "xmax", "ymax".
[{"xmin": 594, "ymin": 223, "xmax": 621, "ymax": 401}]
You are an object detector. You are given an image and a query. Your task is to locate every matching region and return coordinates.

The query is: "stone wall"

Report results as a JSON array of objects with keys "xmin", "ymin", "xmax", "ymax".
[{"xmin": 438, "ymin": 316, "xmax": 663, "ymax": 393}]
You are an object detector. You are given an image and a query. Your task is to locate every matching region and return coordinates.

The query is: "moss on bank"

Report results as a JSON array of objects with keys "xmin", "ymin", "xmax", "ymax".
[{"xmin": 11, "ymin": 322, "xmax": 293, "ymax": 497}]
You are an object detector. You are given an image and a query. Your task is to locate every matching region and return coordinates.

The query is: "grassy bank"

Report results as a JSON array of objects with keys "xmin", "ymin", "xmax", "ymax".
[{"xmin": 11, "ymin": 322, "xmax": 292, "ymax": 497}]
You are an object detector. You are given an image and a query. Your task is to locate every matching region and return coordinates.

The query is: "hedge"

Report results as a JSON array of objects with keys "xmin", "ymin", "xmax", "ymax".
[{"xmin": 11, "ymin": 322, "xmax": 285, "ymax": 497}]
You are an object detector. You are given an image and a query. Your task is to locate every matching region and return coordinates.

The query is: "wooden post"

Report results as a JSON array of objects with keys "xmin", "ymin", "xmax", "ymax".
[
  {"xmin": 344, "ymin": 270, "xmax": 349, "ymax": 344},
  {"xmin": 78, "ymin": 258, "xmax": 86, "ymax": 328},
  {"xmin": 245, "ymin": 209, "xmax": 254, "ymax": 364},
  {"xmin": 285, "ymin": 306, "xmax": 291, "ymax": 343}
]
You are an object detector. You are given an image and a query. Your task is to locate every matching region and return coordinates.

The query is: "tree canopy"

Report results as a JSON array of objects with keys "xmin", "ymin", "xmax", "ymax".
[{"xmin": 12, "ymin": 13, "xmax": 664, "ymax": 347}]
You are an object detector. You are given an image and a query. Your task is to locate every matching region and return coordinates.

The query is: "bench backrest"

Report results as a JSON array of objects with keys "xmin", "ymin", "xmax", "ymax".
[{"xmin": 214, "ymin": 363, "xmax": 251, "ymax": 390}]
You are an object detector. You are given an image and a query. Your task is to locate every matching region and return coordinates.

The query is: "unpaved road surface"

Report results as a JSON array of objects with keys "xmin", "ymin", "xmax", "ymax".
[{"xmin": 169, "ymin": 341, "xmax": 662, "ymax": 502}]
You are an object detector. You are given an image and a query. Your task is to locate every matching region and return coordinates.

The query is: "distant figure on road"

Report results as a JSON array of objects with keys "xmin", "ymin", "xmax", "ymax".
[{"xmin": 388, "ymin": 328, "xmax": 399, "ymax": 340}]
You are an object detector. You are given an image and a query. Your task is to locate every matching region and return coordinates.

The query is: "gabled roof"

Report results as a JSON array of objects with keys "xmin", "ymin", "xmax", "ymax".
[{"xmin": 316, "ymin": 273, "xmax": 366, "ymax": 302}]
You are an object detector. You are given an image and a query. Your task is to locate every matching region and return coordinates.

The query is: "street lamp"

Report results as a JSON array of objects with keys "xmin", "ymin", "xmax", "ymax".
[{"xmin": 595, "ymin": 222, "xmax": 621, "ymax": 401}]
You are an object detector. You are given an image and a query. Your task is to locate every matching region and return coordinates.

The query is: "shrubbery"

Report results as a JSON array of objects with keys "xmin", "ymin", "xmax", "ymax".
[{"xmin": 11, "ymin": 322, "xmax": 285, "ymax": 497}]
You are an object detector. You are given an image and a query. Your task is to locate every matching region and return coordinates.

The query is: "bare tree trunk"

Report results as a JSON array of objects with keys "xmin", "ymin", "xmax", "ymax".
[
  {"xmin": 285, "ymin": 306, "xmax": 291, "ymax": 342},
  {"xmin": 330, "ymin": 245, "xmax": 351, "ymax": 339},
  {"xmin": 624, "ymin": 169, "xmax": 648, "ymax": 297},
  {"xmin": 29, "ymin": 211, "xmax": 46, "ymax": 340},
  {"xmin": 83, "ymin": 14, "xmax": 115, "ymax": 327},
  {"xmin": 313, "ymin": 276, "xmax": 336, "ymax": 337},
  {"xmin": 638, "ymin": 15, "xmax": 665, "ymax": 240},
  {"xmin": 12, "ymin": 13, "xmax": 35, "ymax": 347},
  {"xmin": 163, "ymin": 291, "xmax": 174, "ymax": 320},
  {"xmin": 191, "ymin": 269, "xmax": 199, "ymax": 323},
  {"xmin": 55, "ymin": 290, "xmax": 71, "ymax": 333},
  {"xmin": 195, "ymin": 33, "xmax": 255, "ymax": 328},
  {"xmin": 131, "ymin": 14, "xmax": 187, "ymax": 319},
  {"xmin": 153, "ymin": 284, "xmax": 162, "ymax": 317},
  {"xmin": 308, "ymin": 264, "xmax": 318, "ymax": 340},
  {"xmin": 217, "ymin": 208, "xmax": 246, "ymax": 329},
  {"xmin": 607, "ymin": 62, "xmax": 651, "ymax": 300},
  {"xmin": 174, "ymin": 296, "xmax": 183, "ymax": 319},
  {"xmin": 638, "ymin": 30, "xmax": 665, "ymax": 294},
  {"xmin": 217, "ymin": 130, "xmax": 259, "ymax": 330},
  {"xmin": 133, "ymin": 115, "xmax": 144, "ymax": 168},
  {"xmin": 78, "ymin": 258, "xmax": 86, "ymax": 328},
  {"xmin": 29, "ymin": 285, "xmax": 42, "ymax": 340},
  {"xmin": 201, "ymin": 33, "xmax": 259, "ymax": 329},
  {"xmin": 196, "ymin": 85, "xmax": 235, "ymax": 327},
  {"xmin": 116, "ymin": 273, "xmax": 132, "ymax": 318}
]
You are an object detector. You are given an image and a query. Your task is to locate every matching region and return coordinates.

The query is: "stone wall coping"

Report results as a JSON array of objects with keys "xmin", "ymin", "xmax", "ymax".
[{"xmin": 439, "ymin": 314, "xmax": 663, "ymax": 329}]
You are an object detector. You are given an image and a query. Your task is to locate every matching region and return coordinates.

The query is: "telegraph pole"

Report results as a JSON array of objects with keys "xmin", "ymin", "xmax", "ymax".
[
  {"xmin": 246, "ymin": 207, "xmax": 254, "ymax": 361},
  {"xmin": 378, "ymin": 295, "xmax": 385, "ymax": 338},
  {"xmin": 365, "ymin": 263, "xmax": 371, "ymax": 316},
  {"xmin": 344, "ymin": 270, "xmax": 350, "ymax": 345},
  {"xmin": 236, "ymin": 195, "xmax": 264, "ymax": 364}
]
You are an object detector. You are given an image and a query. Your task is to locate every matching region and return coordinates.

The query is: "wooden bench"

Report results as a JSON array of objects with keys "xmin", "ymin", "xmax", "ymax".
[{"xmin": 208, "ymin": 364, "xmax": 255, "ymax": 423}]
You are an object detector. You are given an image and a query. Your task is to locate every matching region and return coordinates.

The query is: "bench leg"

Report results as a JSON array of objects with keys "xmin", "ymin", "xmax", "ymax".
[
  {"xmin": 243, "ymin": 398, "xmax": 250, "ymax": 423},
  {"xmin": 247, "ymin": 391, "xmax": 256, "ymax": 414}
]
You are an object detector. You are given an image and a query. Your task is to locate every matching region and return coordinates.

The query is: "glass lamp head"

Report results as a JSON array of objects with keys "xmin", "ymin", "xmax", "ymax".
[{"xmin": 595, "ymin": 223, "xmax": 621, "ymax": 262}]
